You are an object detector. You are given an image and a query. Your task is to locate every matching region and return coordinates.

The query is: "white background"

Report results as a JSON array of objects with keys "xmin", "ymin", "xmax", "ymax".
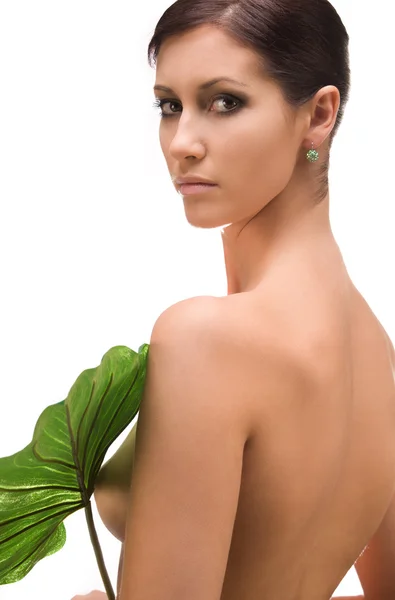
[{"xmin": 0, "ymin": 0, "xmax": 393, "ymax": 598}]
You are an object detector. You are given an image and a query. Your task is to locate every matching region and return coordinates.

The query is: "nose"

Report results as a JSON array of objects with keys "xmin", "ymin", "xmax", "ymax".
[{"xmin": 168, "ymin": 118, "xmax": 206, "ymax": 161}]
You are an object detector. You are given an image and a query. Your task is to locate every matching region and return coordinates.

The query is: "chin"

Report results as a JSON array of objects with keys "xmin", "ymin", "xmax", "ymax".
[
  {"xmin": 184, "ymin": 209, "xmax": 233, "ymax": 230},
  {"xmin": 181, "ymin": 193, "xmax": 243, "ymax": 229}
]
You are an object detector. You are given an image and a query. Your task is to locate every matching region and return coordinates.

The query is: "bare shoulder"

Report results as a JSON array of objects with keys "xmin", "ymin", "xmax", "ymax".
[
  {"xmin": 150, "ymin": 295, "xmax": 223, "ymax": 341},
  {"xmin": 150, "ymin": 294, "xmax": 314, "ymax": 412},
  {"xmin": 151, "ymin": 293, "xmax": 299, "ymax": 360}
]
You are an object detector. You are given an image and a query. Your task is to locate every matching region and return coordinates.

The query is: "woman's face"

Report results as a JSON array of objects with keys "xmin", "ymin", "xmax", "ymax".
[{"xmin": 154, "ymin": 24, "xmax": 308, "ymax": 229}]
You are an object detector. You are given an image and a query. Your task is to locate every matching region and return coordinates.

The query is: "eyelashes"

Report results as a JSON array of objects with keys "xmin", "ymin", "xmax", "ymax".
[{"xmin": 152, "ymin": 94, "xmax": 243, "ymax": 118}]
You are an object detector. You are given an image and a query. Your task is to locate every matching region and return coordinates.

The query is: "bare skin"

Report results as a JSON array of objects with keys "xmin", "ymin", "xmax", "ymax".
[
  {"xmin": 92, "ymin": 23, "xmax": 395, "ymax": 600},
  {"xmin": 216, "ymin": 261, "xmax": 395, "ymax": 600},
  {"xmin": 95, "ymin": 268, "xmax": 395, "ymax": 600}
]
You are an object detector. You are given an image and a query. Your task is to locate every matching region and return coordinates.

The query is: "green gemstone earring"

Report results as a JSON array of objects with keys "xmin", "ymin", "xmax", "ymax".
[{"xmin": 306, "ymin": 141, "xmax": 319, "ymax": 163}]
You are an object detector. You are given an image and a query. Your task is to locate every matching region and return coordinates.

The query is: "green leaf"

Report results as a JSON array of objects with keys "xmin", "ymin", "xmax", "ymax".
[{"xmin": 0, "ymin": 343, "xmax": 149, "ymax": 585}]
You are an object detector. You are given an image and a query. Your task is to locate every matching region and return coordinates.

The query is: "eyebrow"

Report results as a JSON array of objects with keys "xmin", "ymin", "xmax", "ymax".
[{"xmin": 153, "ymin": 76, "xmax": 249, "ymax": 94}]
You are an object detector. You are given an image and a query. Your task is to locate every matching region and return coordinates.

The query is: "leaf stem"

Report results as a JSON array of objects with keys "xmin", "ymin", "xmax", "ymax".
[{"xmin": 84, "ymin": 500, "xmax": 115, "ymax": 600}]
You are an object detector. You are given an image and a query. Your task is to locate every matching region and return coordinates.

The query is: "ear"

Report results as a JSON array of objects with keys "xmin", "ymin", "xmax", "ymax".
[{"xmin": 307, "ymin": 85, "xmax": 341, "ymax": 148}]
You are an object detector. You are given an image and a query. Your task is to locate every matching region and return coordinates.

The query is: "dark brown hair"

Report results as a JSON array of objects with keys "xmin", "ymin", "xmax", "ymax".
[{"xmin": 147, "ymin": 0, "xmax": 351, "ymax": 204}]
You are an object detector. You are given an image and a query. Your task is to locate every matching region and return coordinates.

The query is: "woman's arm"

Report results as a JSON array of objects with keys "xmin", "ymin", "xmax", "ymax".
[
  {"xmin": 93, "ymin": 420, "xmax": 138, "ymax": 541},
  {"xmin": 95, "ymin": 420, "xmax": 138, "ymax": 490}
]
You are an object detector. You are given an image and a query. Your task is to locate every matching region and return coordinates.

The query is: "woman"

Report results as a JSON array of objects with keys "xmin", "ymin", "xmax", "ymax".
[{"xmin": 75, "ymin": 0, "xmax": 395, "ymax": 599}]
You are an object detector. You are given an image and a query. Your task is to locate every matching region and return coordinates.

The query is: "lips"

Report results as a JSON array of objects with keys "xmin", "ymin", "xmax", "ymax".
[
  {"xmin": 179, "ymin": 182, "xmax": 218, "ymax": 195},
  {"xmin": 174, "ymin": 176, "xmax": 217, "ymax": 185},
  {"xmin": 181, "ymin": 183, "xmax": 216, "ymax": 187}
]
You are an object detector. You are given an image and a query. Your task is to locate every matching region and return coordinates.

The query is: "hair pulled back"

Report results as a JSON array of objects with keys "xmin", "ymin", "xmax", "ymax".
[{"xmin": 147, "ymin": 0, "xmax": 351, "ymax": 204}]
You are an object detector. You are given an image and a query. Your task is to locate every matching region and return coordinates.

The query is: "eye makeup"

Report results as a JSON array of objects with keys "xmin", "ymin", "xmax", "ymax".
[{"xmin": 152, "ymin": 93, "xmax": 246, "ymax": 118}]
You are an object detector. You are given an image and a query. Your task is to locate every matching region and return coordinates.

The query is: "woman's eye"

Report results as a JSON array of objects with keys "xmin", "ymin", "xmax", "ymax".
[
  {"xmin": 210, "ymin": 96, "xmax": 239, "ymax": 113},
  {"xmin": 155, "ymin": 99, "xmax": 181, "ymax": 116},
  {"xmin": 153, "ymin": 94, "xmax": 241, "ymax": 117}
]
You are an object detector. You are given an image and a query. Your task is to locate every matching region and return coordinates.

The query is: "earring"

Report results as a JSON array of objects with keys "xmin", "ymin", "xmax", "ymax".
[{"xmin": 306, "ymin": 141, "xmax": 319, "ymax": 163}]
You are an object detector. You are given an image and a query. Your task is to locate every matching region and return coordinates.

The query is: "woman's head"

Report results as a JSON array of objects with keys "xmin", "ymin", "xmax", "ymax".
[{"xmin": 147, "ymin": 0, "xmax": 350, "ymax": 229}]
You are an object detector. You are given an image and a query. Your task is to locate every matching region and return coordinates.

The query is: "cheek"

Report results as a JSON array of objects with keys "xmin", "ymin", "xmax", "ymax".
[{"xmin": 222, "ymin": 119, "xmax": 297, "ymax": 197}]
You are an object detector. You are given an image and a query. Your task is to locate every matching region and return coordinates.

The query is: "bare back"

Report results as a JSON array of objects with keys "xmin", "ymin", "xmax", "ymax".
[{"xmin": 219, "ymin": 271, "xmax": 395, "ymax": 600}]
